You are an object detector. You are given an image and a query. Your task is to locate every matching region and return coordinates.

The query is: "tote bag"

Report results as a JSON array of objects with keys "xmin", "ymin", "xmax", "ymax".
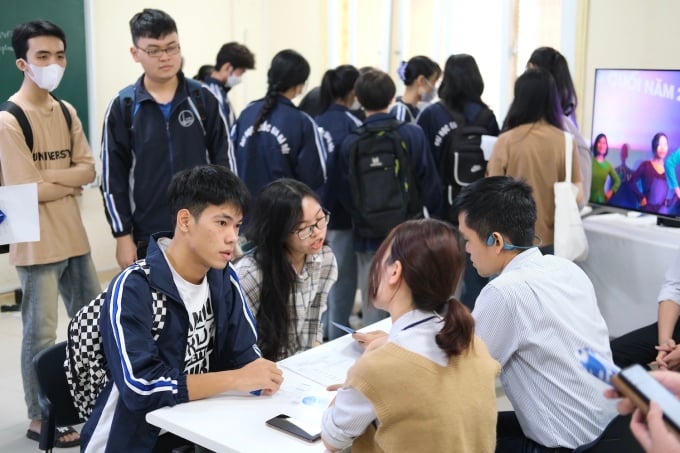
[{"xmin": 554, "ymin": 132, "xmax": 589, "ymax": 261}]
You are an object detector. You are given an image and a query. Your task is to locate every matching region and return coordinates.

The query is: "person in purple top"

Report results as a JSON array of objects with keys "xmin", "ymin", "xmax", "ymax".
[{"xmin": 631, "ymin": 132, "xmax": 670, "ymax": 214}]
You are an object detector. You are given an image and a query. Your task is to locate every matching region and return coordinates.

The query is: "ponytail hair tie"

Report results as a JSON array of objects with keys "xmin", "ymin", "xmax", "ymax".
[{"xmin": 397, "ymin": 61, "xmax": 408, "ymax": 82}]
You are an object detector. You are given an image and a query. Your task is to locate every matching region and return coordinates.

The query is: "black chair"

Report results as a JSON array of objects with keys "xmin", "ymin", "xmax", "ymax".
[
  {"xmin": 575, "ymin": 415, "xmax": 644, "ymax": 452},
  {"xmin": 33, "ymin": 341, "xmax": 82, "ymax": 452}
]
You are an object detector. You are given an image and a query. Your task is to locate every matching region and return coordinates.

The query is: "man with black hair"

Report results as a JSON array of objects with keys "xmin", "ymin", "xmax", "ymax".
[
  {"xmin": 101, "ymin": 8, "xmax": 234, "ymax": 270},
  {"xmin": 454, "ymin": 176, "xmax": 616, "ymax": 452},
  {"xmin": 0, "ymin": 19, "xmax": 100, "ymax": 447},
  {"xmin": 204, "ymin": 42, "xmax": 255, "ymax": 129},
  {"xmin": 332, "ymin": 69, "xmax": 442, "ymax": 327},
  {"xmin": 81, "ymin": 164, "xmax": 283, "ymax": 452}
]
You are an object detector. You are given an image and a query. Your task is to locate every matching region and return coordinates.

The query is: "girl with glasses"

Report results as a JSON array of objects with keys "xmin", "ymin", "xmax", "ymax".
[{"xmin": 235, "ymin": 179, "xmax": 338, "ymax": 360}]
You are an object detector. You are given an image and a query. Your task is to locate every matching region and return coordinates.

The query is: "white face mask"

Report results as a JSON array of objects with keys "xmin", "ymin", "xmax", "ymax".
[
  {"xmin": 26, "ymin": 63, "xmax": 65, "ymax": 92},
  {"xmin": 226, "ymin": 74, "xmax": 242, "ymax": 88},
  {"xmin": 351, "ymin": 99, "xmax": 361, "ymax": 110}
]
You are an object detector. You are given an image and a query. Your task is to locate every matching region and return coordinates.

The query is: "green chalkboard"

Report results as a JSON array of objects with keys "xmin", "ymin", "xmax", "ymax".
[{"xmin": 0, "ymin": 0, "xmax": 89, "ymax": 137}]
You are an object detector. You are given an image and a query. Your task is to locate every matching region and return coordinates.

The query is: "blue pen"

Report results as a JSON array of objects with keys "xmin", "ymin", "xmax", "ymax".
[
  {"xmin": 331, "ymin": 321, "xmax": 355, "ymax": 335},
  {"xmin": 250, "ymin": 389, "xmax": 263, "ymax": 396}
]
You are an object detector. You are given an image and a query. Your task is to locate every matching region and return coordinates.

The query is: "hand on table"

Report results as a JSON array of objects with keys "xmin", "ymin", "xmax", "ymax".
[{"xmin": 352, "ymin": 330, "xmax": 388, "ymax": 351}]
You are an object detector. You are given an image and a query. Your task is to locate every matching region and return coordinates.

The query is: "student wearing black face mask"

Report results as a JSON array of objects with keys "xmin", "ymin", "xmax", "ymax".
[
  {"xmin": 390, "ymin": 55, "xmax": 441, "ymax": 123},
  {"xmin": 204, "ymin": 42, "xmax": 255, "ymax": 130}
]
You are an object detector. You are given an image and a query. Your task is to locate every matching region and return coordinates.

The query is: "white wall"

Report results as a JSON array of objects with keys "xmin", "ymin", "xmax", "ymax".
[{"xmin": 4, "ymin": 0, "xmax": 672, "ymax": 292}]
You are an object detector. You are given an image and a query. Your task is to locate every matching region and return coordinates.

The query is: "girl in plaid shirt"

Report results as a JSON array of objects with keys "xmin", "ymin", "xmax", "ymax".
[{"xmin": 235, "ymin": 179, "xmax": 338, "ymax": 360}]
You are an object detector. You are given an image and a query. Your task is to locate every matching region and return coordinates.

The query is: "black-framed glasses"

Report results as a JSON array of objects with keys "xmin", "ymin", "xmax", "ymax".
[
  {"xmin": 293, "ymin": 210, "xmax": 330, "ymax": 240},
  {"xmin": 136, "ymin": 44, "xmax": 181, "ymax": 58}
]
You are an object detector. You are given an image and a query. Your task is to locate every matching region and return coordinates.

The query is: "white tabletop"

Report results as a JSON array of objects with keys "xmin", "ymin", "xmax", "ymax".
[
  {"xmin": 146, "ymin": 319, "xmax": 392, "ymax": 452},
  {"xmin": 580, "ymin": 213, "xmax": 680, "ymax": 337}
]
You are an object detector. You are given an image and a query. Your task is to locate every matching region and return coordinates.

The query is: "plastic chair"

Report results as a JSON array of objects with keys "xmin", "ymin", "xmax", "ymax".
[{"xmin": 33, "ymin": 341, "xmax": 83, "ymax": 452}]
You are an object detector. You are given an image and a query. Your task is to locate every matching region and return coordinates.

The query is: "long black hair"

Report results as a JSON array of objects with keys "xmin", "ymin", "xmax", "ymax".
[
  {"xmin": 253, "ymin": 49, "xmax": 310, "ymax": 131},
  {"xmin": 438, "ymin": 54, "xmax": 486, "ymax": 112},
  {"xmin": 502, "ymin": 68, "xmax": 563, "ymax": 132},
  {"xmin": 528, "ymin": 47, "xmax": 577, "ymax": 118},
  {"xmin": 244, "ymin": 178, "xmax": 320, "ymax": 360}
]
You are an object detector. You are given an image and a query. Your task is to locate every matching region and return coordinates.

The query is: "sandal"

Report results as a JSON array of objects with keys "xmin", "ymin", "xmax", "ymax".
[{"xmin": 26, "ymin": 425, "xmax": 80, "ymax": 448}]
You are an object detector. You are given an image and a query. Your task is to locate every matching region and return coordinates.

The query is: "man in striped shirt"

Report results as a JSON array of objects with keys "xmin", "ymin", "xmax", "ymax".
[{"xmin": 454, "ymin": 176, "xmax": 617, "ymax": 452}]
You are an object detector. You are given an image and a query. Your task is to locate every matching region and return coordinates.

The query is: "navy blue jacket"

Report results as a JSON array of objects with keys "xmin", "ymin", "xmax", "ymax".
[
  {"xmin": 81, "ymin": 234, "xmax": 260, "ymax": 452},
  {"xmin": 204, "ymin": 76, "xmax": 237, "ymax": 131},
  {"xmin": 315, "ymin": 103, "xmax": 362, "ymax": 230},
  {"xmin": 334, "ymin": 112, "xmax": 443, "ymax": 253},
  {"xmin": 389, "ymin": 97, "xmax": 419, "ymax": 123},
  {"xmin": 100, "ymin": 72, "xmax": 234, "ymax": 244},
  {"xmin": 416, "ymin": 101, "xmax": 500, "ymax": 166},
  {"xmin": 232, "ymin": 95, "xmax": 327, "ymax": 198}
]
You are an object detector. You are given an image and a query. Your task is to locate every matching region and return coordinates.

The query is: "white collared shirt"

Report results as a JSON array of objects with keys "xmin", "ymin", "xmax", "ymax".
[{"xmin": 472, "ymin": 247, "xmax": 617, "ymax": 448}]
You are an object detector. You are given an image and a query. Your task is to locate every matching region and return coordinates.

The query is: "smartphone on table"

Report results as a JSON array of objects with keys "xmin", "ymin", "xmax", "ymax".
[{"xmin": 265, "ymin": 413, "xmax": 321, "ymax": 442}]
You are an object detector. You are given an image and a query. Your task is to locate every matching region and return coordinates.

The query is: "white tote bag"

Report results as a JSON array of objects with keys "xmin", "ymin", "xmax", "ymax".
[{"xmin": 554, "ymin": 132, "xmax": 589, "ymax": 261}]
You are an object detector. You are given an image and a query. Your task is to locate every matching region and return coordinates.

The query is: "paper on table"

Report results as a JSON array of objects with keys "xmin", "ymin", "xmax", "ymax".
[
  {"xmin": 0, "ymin": 183, "xmax": 39, "ymax": 245},
  {"xmin": 279, "ymin": 340, "xmax": 364, "ymax": 387}
]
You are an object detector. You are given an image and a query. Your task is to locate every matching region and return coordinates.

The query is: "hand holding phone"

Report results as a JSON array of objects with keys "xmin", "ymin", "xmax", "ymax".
[
  {"xmin": 265, "ymin": 414, "xmax": 321, "ymax": 442},
  {"xmin": 612, "ymin": 364, "xmax": 680, "ymax": 435}
]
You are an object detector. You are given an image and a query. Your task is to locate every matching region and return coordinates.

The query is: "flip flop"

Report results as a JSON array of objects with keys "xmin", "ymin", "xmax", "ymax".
[{"xmin": 26, "ymin": 425, "xmax": 80, "ymax": 448}]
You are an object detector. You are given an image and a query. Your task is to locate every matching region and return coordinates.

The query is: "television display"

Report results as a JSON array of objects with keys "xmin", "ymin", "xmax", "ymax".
[{"xmin": 589, "ymin": 69, "xmax": 680, "ymax": 222}]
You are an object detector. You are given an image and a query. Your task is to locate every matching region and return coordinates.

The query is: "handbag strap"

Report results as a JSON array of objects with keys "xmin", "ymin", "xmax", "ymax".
[{"xmin": 563, "ymin": 131, "xmax": 573, "ymax": 183}]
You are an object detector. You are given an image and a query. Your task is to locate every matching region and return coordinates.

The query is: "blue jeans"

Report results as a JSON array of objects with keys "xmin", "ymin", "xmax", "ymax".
[
  {"xmin": 17, "ymin": 253, "xmax": 101, "ymax": 420},
  {"xmin": 356, "ymin": 251, "xmax": 389, "ymax": 327},
  {"xmin": 325, "ymin": 230, "xmax": 358, "ymax": 340}
]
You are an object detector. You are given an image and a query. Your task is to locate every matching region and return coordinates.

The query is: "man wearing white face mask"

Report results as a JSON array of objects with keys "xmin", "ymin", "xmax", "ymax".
[
  {"xmin": 0, "ymin": 20, "xmax": 100, "ymax": 448},
  {"xmin": 204, "ymin": 42, "xmax": 255, "ymax": 131}
]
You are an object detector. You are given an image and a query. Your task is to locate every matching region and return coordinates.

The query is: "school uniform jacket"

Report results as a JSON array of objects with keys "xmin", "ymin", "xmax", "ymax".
[
  {"xmin": 232, "ymin": 94, "xmax": 327, "ymax": 197},
  {"xmin": 333, "ymin": 112, "xmax": 443, "ymax": 253},
  {"xmin": 315, "ymin": 103, "xmax": 362, "ymax": 230},
  {"xmin": 81, "ymin": 233, "xmax": 260, "ymax": 453},
  {"xmin": 100, "ymin": 72, "xmax": 234, "ymax": 245},
  {"xmin": 204, "ymin": 76, "xmax": 237, "ymax": 131},
  {"xmin": 416, "ymin": 101, "xmax": 500, "ymax": 166}
]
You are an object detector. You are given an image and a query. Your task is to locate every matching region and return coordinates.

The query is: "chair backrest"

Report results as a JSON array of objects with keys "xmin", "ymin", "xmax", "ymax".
[{"xmin": 33, "ymin": 341, "xmax": 83, "ymax": 451}]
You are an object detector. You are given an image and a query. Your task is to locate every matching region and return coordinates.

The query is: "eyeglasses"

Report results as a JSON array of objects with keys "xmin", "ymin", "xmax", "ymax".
[
  {"xmin": 136, "ymin": 44, "xmax": 181, "ymax": 58},
  {"xmin": 293, "ymin": 210, "xmax": 330, "ymax": 240}
]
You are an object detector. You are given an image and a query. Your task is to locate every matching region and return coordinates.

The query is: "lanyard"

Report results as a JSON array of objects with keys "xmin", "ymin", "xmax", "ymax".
[{"xmin": 400, "ymin": 315, "xmax": 437, "ymax": 332}]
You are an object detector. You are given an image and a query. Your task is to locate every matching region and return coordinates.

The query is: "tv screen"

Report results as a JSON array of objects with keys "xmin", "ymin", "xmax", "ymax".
[{"xmin": 590, "ymin": 68, "xmax": 680, "ymax": 221}]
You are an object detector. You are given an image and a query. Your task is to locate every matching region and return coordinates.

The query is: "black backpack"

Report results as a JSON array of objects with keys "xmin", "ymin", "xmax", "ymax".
[
  {"xmin": 0, "ymin": 95, "xmax": 72, "ymax": 254},
  {"xmin": 439, "ymin": 104, "xmax": 494, "ymax": 210},
  {"xmin": 348, "ymin": 120, "xmax": 422, "ymax": 239}
]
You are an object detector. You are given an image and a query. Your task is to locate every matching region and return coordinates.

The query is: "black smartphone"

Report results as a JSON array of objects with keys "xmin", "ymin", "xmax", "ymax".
[
  {"xmin": 612, "ymin": 364, "xmax": 680, "ymax": 433},
  {"xmin": 265, "ymin": 413, "xmax": 322, "ymax": 442}
]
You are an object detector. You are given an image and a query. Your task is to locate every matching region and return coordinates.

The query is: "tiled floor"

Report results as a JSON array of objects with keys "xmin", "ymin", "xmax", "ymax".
[
  {"xmin": 0, "ymin": 269, "xmax": 117, "ymax": 453},
  {"xmin": 0, "ymin": 275, "xmax": 512, "ymax": 452}
]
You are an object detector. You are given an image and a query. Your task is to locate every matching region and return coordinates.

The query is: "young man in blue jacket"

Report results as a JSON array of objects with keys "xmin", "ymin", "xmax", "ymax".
[
  {"xmin": 332, "ymin": 69, "xmax": 442, "ymax": 326},
  {"xmin": 81, "ymin": 165, "xmax": 283, "ymax": 452},
  {"xmin": 204, "ymin": 42, "xmax": 255, "ymax": 131},
  {"xmin": 100, "ymin": 9, "xmax": 235, "ymax": 270}
]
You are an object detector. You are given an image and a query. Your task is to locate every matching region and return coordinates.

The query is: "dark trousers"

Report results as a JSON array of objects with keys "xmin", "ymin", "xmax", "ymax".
[
  {"xmin": 610, "ymin": 321, "xmax": 680, "ymax": 368},
  {"xmin": 496, "ymin": 411, "xmax": 571, "ymax": 453}
]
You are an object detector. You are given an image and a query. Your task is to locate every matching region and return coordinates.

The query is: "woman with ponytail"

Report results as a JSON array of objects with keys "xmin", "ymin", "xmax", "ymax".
[
  {"xmin": 232, "ymin": 49, "xmax": 327, "ymax": 198},
  {"xmin": 314, "ymin": 64, "xmax": 362, "ymax": 340},
  {"xmin": 389, "ymin": 55, "xmax": 441, "ymax": 123},
  {"xmin": 321, "ymin": 218, "xmax": 499, "ymax": 453}
]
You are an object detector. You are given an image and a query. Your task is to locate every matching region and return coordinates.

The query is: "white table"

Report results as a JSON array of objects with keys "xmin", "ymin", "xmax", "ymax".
[
  {"xmin": 146, "ymin": 320, "xmax": 389, "ymax": 453},
  {"xmin": 580, "ymin": 213, "xmax": 680, "ymax": 337}
]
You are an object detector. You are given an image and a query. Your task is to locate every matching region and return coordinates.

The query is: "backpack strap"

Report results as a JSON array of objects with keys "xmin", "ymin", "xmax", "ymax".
[
  {"xmin": 185, "ymin": 78, "xmax": 207, "ymax": 126},
  {"xmin": 0, "ymin": 94, "xmax": 73, "ymax": 152},
  {"xmin": 0, "ymin": 101, "xmax": 33, "ymax": 151},
  {"xmin": 118, "ymin": 84, "xmax": 136, "ymax": 132}
]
